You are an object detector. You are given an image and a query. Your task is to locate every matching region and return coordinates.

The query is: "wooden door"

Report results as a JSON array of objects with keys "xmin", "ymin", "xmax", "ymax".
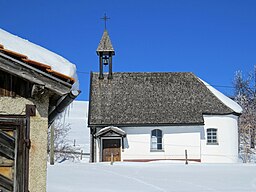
[
  {"xmin": 0, "ymin": 117, "xmax": 28, "ymax": 192},
  {"xmin": 0, "ymin": 128, "xmax": 15, "ymax": 192},
  {"xmin": 102, "ymin": 139, "xmax": 121, "ymax": 162}
]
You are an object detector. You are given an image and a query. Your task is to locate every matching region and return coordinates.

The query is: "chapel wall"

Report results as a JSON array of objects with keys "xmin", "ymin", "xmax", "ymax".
[
  {"xmin": 201, "ymin": 114, "xmax": 239, "ymax": 163},
  {"xmin": 121, "ymin": 126, "xmax": 203, "ymax": 161}
]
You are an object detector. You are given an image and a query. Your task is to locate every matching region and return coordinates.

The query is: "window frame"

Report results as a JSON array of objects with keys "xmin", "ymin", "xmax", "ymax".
[
  {"xmin": 150, "ymin": 129, "xmax": 164, "ymax": 151},
  {"xmin": 206, "ymin": 128, "xmax": 218, "ymax": 145}
]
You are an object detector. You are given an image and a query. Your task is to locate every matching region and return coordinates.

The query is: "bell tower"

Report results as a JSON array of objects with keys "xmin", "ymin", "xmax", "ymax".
[{"xmin": 96, "ymin": 14, "xmax": 115, "ymax": 79}]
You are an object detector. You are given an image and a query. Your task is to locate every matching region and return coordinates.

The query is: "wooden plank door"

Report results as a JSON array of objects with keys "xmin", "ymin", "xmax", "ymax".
[
  {"xmin": 0, "ymin": 128, "xmax": 15, "ymax": 192},
  {"xmin": 102, "ymin": 139, "xmax": 121, "ymax": 162},
  {"xmin": 0, "ymin": 117, "xmax": 28, "ymax": 192}
]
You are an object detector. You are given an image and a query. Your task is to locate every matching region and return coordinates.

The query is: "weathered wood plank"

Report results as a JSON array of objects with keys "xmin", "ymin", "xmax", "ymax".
[
  {"xmin": 0, "ymin": 117, "xmax": 24, "ymax": 126},
  {"xmin": 0, "ymin": 130, "xmax": 15, "ymax": 160},
  {"xmin": 0, "ymin": 131, "xmax": 14, "ymax": 150},
  {"xmin": 0, "ymin": 144, "xmax": 14, "ymax": 160},
  {"xmin": 0, "ymin": 167, "xmax": 13, "ymax": 180},
  {"xmin": 0, "ymin": 158, "xmax": 13, "ymax": 167},
  {"xmin": 0, "ymin": 174, "xmax": 13, "ymax": 191},
  {"xmin": 0, "ymin": 65, "xmax": 30, "ymax": 97}
]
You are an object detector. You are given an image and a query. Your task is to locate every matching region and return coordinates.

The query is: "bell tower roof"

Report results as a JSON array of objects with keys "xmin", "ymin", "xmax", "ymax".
[{"xmin": 96, "ymin": 30, "xmax": 115, "ymax": 56}]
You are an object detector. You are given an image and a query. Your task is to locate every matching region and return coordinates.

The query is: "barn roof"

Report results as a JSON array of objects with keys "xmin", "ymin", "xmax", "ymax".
[
  {"xmin": 0, "ymin": 28, "xmax": 78, "ymax": 88},
  {"xmin": 0, "ymin": 28, "xmax": 80, "ymax": 126},
  {"xmin": 89, "ymin": 72, "xmax": 240, "ymax": 127}
]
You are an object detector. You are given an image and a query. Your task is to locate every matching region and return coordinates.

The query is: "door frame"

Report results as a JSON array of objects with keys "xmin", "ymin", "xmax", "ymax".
[
  {"xmin": 100, "ymin": 137, "xmax": 122, "ymax": 162},
  {"xmin": 0, "ymin": 116, "xmax": 27, "ymax": 192}
]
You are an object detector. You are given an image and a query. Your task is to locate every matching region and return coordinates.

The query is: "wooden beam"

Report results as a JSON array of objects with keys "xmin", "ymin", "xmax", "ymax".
[
  {"xmin": 0, "ymin": 49, "xmax": 28, "ymax": 59},
  {"xmin": 0, "ymin": 144, "xmax": 14, "ymax": 160},
  {"xmin": 50, "ymin": 124, "xmax": 55, "ymax": 165},
  {"xmin": 46, "ymin": 69, "xmax": 75, "ymax": 84},
  {"xmin": 22, "ymin": 58, "xmax": 51, "ymax": 70},
  {"xmin": 0, "ymin": 53, "xmax": 71, "ymax": 95},
  {"xmin": 0, "ymin": 130, "xmax": 15, "ymax": 150},
  {"xmin": 0, "ymin": 130, "xmax": 14, "ymax": 159},
  {"xmin": 0, "ymin": 159, "xmax": 13, "ymax": 167},
  {"xmin": 0, "ymin": 174, "xmax": 13, "ymax": 191}
]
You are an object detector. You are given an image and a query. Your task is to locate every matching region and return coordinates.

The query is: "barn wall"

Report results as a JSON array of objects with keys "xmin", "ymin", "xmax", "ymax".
[
  {"xmin": 201, "ymin": 114, "xmax": 239, "ymax": 163},
  {"xmin": 0, "ymin": 94, "xmax": 49, "ymax": 192}
]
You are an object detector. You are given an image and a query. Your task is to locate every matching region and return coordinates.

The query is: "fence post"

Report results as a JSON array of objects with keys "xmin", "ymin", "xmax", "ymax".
[
  {"xmin": 110, "ymin": 152, "xmax": 114, "ymax": 165},
  {"xmin": 185, "ymin": 149, "xmax": 188, "ymax": 165},
  {"xmin": 80, "ymin": 150, "xmax": 83, "ymax": 160}
]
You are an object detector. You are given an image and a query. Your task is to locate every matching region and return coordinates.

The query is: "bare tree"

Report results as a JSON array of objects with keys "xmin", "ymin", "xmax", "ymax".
[
  {"xmin": 234, "ymin": 65, "xmax": 256, "ymax": 163},
  {"xmin": 47, "ymin": 117, "xmax": 80, "ymax": 162}
]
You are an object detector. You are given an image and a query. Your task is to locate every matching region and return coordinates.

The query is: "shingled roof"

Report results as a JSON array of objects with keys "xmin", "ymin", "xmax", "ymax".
[
  {"xmin": 89, "ymin": 72, "xmax": 238, "ymax": 127},
  {"xmin": 96, "ymin": 30, "xmax": 115, "ymax": 55}
]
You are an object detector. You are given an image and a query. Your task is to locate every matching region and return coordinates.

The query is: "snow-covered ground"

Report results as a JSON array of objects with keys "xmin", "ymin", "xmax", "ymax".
[
  {"xmin": 48, "ymin": 100, "xmax": 256, "ymax": 191},
  {"xmin": 47, "ymin": 161, "xmax": 256, "ymax": 192}
]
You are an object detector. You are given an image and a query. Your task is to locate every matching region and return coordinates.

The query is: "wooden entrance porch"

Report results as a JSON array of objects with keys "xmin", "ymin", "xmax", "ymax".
[{"xmin": 94, "ymin": 126, "xmax": 126, "ymax": 163}]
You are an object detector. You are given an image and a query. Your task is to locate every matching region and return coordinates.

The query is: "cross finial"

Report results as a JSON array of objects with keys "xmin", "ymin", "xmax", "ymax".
[{"xmin": 101, "ymin": 13, "xmax": 110, "ymax": 30}]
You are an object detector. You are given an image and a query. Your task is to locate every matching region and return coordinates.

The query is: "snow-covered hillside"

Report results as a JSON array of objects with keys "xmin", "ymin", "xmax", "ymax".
[
  {"xmin": 47, "ymin": 162, "xmax": 256, "ymax": 192},
  {"xmin": 65, "ymin": 101, "xmax": 90, "ymax": 153}
]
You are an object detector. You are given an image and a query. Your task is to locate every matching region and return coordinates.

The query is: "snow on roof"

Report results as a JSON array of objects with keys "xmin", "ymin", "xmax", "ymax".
[
  {"xmin": 96, "ymin": 126, "xmax": 126, "ymax": 137},
  {"xmin": 198, "ymin": 78, "xmax": 242, "ymax": 114},
  {"xmin": 0, "ymin": 28, "xmax": 79, "ymax": 90}
]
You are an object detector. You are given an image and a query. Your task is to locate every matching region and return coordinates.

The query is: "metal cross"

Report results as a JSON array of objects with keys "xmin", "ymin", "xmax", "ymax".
[{"xmin": 101, "ymin": 13, "xmax": 110, "ymax": 30}]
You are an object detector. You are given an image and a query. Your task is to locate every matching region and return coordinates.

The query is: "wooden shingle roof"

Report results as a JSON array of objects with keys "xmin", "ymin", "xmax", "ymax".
[
  {"xmin": 96, "ymin": 30, "xmax": 115, "ymax": 55},
  {"xmin": 89, "ymin": 72, "xmax": 237, "ymax": 127}
]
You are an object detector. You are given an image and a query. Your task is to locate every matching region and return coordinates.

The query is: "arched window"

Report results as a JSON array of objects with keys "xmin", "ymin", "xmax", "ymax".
[
  {"xmin": 207, "ymin": 128, "xmax": 218, "ymax": 144},
  {"xmin": 151, "ymin": 129, "xmax": 163, "ymax": 150}
]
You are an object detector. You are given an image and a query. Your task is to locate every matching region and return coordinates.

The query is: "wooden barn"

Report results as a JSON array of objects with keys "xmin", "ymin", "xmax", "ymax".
[{"xmin": 0, "ymin": 29, "xmax": 79, "ymax": 192}]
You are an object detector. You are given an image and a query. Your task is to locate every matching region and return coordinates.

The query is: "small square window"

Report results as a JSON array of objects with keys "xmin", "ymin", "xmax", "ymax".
[{"xmin": 207, "ymin": 128, "xmax": 218, "ymax": 145}]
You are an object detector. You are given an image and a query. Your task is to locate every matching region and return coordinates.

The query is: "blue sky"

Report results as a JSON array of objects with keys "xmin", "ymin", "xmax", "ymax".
[{"xmin": 0, "ymin": 0, "xmax": 255, "ymax": 100}]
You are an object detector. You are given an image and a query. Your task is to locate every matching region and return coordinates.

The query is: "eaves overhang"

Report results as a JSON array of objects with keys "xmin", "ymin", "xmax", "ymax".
[{"xmin": 0, "ymin": 52, "xmax": 72, "ymax": 95}]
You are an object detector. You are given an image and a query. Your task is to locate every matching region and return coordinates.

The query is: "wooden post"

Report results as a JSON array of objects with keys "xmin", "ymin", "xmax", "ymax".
[
  {"xmin": 80, "ymin": 150, "xmax": 83, "ymax": 160},
  {"xmin": 110, "ymin": 152, "xmax": 114, "ymax": 165},
  {"xmin": 245, "ymin": 147, "xmax": 249, "ymax": 163},
  {"xmin": 24, "ymin": 105, "xmax": 35, "ymax": 192},
  {"xmin": 99, "ymin": 53, "xmax": 104, "ymax": 79},
  {"xmin": 185, "ymin": 149, "xmax": 188, "ymax": 165},
  {"xmin": 108, "ymin": 53, "xmax": 113, "ymax": 79},
  {"xmin": 50, "ymin": 124, "xmax": 55, "ymax": 165}
]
